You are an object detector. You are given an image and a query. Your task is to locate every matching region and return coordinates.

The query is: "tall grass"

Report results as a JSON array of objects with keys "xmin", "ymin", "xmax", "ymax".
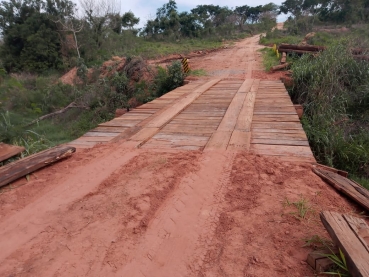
[{"xmin": 291, "ymin": 42, "xmax": 369, "ymax": 180}]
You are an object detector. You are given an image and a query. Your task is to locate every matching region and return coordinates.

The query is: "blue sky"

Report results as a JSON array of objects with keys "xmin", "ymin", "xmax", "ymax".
[{"xmin": 121, "ymin": 0, "xmax": 288, "ymax": 27}]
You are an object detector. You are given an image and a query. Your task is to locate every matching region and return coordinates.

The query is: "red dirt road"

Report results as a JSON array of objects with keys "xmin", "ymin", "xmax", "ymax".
[{"xmin": 0, "ymin": 35, "xmax": 365, "ymax": 277}]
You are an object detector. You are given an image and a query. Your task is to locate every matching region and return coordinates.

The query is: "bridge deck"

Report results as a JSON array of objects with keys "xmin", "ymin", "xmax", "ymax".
[{"xmin": 68, "ymin": 79, "xmax": 315, "ymax": 163}]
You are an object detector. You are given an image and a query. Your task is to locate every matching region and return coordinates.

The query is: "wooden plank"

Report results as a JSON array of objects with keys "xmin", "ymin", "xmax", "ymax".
[
  {"xmin": 141, "ymin": 143, "xmax": 201, "ymax": 151},
  {"xmin": 204, "ymin": 131, "xmax": 232, "ymax": 150},
  {"xmin": 146, "ymin": 79, "xmax": 221, "ymax": 128},
  {"xmin": 313, "ymin": 168, "xmax": 369, "ymax": 211},
  {"xmin": 250, "ymin": 144, "xmax": 314, "ymax": 157},
  {"xmin": 235, "ymin": 79, "xmax": 259, "ymax": 131},
  {"xmin": 217, "ymin": 93, "xmax": 247, "ymax": 131},
  {"xmin": 252, "ymin": 122, "xmax": 303, "ymax": 129},
  {"xmin": 0, "ymin": 146, "xmax": 75, "ymax": 188},
  {"xmin": 320, "ymin": 211, "xmax": 369, "ymax": 277},
  {"xmin": 0, "ymin": 143, "xmax": 25, "ymax": 163},
  {"xmin": 130, "ymin": 127, "xmax": 160, "ymax": 142},
  {"xmin": 252, "ymin": 132, "xmax": 307, "ymax": 140},
  {"xmin": 312, "ymin": 163, "xmax": 348, "ymax": 177},
  {"xmin": 153, "ymin": 133, "xmax": 209, "ymax": 142},
  {"xmin": 251, "ymin": 138, "xmax": 309, "ymax": 146},
  {"xmin": 237, "ymin": 79, "xmax": 253, "ymax": 93},
  {"xmin": 252, "ymin": 115, "xmax": 300, "ymax": 122},
  {"xmin": 92, "ymin": 126, "xmax": 129, "ymax": 133},
  {"xmin": 143, "ymin": 138, "xmax": 206, "ymax": 147},
  {"xmin": 227, "ymin": 130, "xmax": 251, "ymax": 150},
  {"xmin": 252, "ymin": 128, "xmax": 306, "ymax": 134},
  {"xmin": 343, "ymin": 214, "xmax": 369, "ymax": 253},
  {"xmin": 99, "ymin": 120, "xmax": 138, "ymax": 127},
  {"xmin": 84, "ymin": 132, "xmax": 118, "ymax": 137},
  {"xmin": 77, "ymin": 136, "xmax": 113, "ymax": 142}
]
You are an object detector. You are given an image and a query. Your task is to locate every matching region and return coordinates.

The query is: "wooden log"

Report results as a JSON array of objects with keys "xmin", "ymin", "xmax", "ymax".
[
  {"xmin": 0, "ymin": 145, "xmax": 76, "ymax": 188},
  {"xmin": 313, "ymin": 168, "xmax": 369, "ymax": 211},
  {"xmin": 270, "ymin": 63, "xmax": 290, "ymax": 72},
  {"xmin": 320, "ymin": 211, "xmax": 369, "ymax": 277},
  {"xmin": 280, "ymin": 52, "xmax": 287, "ymax": 64},
  {"xmin": 0, "ymin": 143, "xmax": 25, "ymax": 163},
  {"xmin": 278, "ymin": 44, "xmax": 326, "ymax": 52}
]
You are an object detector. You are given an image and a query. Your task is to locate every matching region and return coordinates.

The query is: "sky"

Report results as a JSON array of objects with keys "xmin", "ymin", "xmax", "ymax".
[{"xmin": 120, "ymin": 0, "xmax": 288, "ymax": 27}]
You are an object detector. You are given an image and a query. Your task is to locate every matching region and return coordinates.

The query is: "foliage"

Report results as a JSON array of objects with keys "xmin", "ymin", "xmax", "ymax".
[
  {"xmin": 260, "ymin": 29, "xmax": 304, "ymax": 45},
  {"xmin": 0, "ymin": 0, "xmax": 75, "ymax": 72},
  {"xmin": 321, "ymin": 248, "xmax": 350, "ymax": 276},
  {"xmin": 154, "ymin": 61, "xmax": 185, "ymax": 97},
  {"xmin": 260, "ymin": 48, "xmax": 281, "ymax": 71},
  {"xmin": 291, "ymin": 42, "xmax": 369, "ymax": 179}
]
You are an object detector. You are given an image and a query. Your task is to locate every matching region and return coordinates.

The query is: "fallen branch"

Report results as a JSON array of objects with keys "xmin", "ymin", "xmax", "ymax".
[{"xmin": 26, "ymin": 102, "xmax": 89, "ymax": 127}]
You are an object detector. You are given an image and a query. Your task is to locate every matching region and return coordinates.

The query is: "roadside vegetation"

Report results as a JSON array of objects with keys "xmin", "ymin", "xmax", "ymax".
[
  {"xmin": 261, "ymin": 0, "xmax": 369, "ymax": 187},
  {"xmin": 0, "ymin": 0, "xmax": 278, "ymax": 158}
]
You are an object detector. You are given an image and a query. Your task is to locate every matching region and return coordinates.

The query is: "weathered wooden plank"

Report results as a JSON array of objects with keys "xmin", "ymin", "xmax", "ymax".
[
  {"xmin": 312, "ymin": 163, "xmax": 348, "ymax": 177},
  {"xmin": 227, "ymin": 130, "xmax": 251, "ymax": 150},
  {"xmin": 143, "ymin": 137, "xmax": 207, "ymax": 147},
  {"xmin": 343, "ymin": 214, "xmax": 369, "ymax": 253},
  {"xmin": 146, "ymin": 79, "xmax": 221, "ymax": 128},
  {"xmin": 251, "ymin": 138, "xmax": 309, "ymax": 146},
  {"xmin": 217, "ymin": 93, "xmax": 247, "ymax": 131},
  {"xmin": 250, "ymin": 144, "xmax": 314, "ymax": 157},
  {"xmin": 235, "ymin": 79, "xmax": 259, "ymax": 131},
  {"xmin": 141, "ymin": 143, "xmax": 201, "ymax": 151},
  {"xmin": 153, "ymin": 133, "xmax": 209, "ymax": 142},
  {"xmin": 237, "ymin": 79, "xmax": 254, "ymax": 93},
  {"xmin": 98, "ymin": 120, "xmax": 138, "ymax": 127},
  {"xmin": 313, "ymin": 168, "xmax": 369, "ymax": 211},
  {"xmin": 252, "ymin": 115, "xmax": 300, "ymax": 122},
  {"xmin": 84, "ymin": 132, "xmax": 118, "ymax": 137},
  {"xmin": 252, "ymin": 132, "xmax": 307, "ymax": 140},
  {"xmin": 204, "ymin": 131, "xmax": 232, "ymax": 150},
  {"xmin": 252, "ymin": 122, "xmax": 303, "ymax": 129},
  {"xmin": 77, "ymin": 136, "xmax": 113, "ymax": 142},
  {"xmin": 320, "ymin": 211, "xmax": 369, "ymax": 277},
  {"xmin": 252, "ymin": 128, "xmax": 306, "ymax": 134},
  {"xmin": 130, "ymin": 127, "xmax": 160, "ymax": 142},
  {"xmin": 91, "ymin": 126, "xmax": 129, "ymax": 133},
  {"xmin": 0, "ymin": 146, "xmax": 75, "ymax": 188},
  {"xmin": 0, "ymin": 143, "xmax": 25, "ymax": 163}
]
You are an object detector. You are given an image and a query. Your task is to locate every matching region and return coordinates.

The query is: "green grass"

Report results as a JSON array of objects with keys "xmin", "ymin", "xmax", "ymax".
[
  {"xmin": 188, "ymin": 69, "xmax": 207, "ymax": 76},
  {"xmin": 351, "ymin": 176, "xmax": 369, "ymax": 190},
  {"xmin": 259, "ymin": 29, "xmax": 303, "ymax": 46},
  {"xmin": 259, "ymin": 48, "xmax": 280, "ymax": 71}
]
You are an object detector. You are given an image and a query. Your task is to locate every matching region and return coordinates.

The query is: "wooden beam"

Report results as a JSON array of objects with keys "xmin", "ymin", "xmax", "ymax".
[
  {"xmin": 0, "ymin": 143, "xmax": 25, "ymax": 163},
  {"xmin": 0, "ymin": 146, "xmax": 76, "ymax": 188},
  {"xmin": 313, "ymin": 168, "xmax": 369, "ymax": 211},
  {"xmin": 320, "ymin": 211, "xmax": 369, "ymax": 277}
]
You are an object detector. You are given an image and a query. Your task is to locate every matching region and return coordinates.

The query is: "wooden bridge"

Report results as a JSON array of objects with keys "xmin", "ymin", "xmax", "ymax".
[{"xmin": 68, "ymin": 78, "xmax": 315, "ymax": 163}]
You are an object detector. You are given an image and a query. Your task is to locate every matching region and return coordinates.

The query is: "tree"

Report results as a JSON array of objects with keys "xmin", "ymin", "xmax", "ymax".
[
  {"xmin": 0, "ymin": 0, "xmax": 73, "ymax": 72},
  {"xmin": 121, "ymin": 11, "xmax": 139, "ymax": 30},
  {"xmin": 234, "ymin": 5, "xmax": 250, "ymax": 29}
]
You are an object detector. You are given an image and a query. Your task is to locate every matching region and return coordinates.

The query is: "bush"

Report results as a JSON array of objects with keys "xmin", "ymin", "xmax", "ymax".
[
  {"xmin": 154, "ymin": 61, "xmax": 185, "ymax": 97},
  {"xmin": 291, "ymin": 42, "xmax": 369, "ymax": 178}
]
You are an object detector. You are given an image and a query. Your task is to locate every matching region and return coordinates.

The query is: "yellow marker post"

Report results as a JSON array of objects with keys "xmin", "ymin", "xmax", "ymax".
[{"xmin": 181, "ymin": 58, "xmax": 190, "ymax": 73}]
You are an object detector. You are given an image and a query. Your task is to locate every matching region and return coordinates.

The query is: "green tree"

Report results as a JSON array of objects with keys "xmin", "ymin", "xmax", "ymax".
[{"xmin": 0, "ymin": 0, "xmax": 73, "ymax": 72}]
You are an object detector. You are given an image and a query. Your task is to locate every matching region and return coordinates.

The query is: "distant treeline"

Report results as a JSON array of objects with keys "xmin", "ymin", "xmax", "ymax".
[
  {"xmin": 0, "ymin": 0, "xmax": 279, "ymax": 73},
  {"xmin": 1, "ymin": 0, "xmax": 368, "ymax": 73}
]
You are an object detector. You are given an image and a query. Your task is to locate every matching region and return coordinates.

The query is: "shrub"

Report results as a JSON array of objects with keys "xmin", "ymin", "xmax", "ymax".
[
  {"xmin": 291, "ymin": 42, "xmax": 369, "ymax": 178},
  {"xmin": 154, "ymin": 61, "xmax": 185, "ymax": 97}
]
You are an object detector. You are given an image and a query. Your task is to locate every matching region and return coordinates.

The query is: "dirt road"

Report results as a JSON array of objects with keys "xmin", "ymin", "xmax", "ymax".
[{"xmin": 0, "ymin": 35, "xmax": 361, "ymax": 277}]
